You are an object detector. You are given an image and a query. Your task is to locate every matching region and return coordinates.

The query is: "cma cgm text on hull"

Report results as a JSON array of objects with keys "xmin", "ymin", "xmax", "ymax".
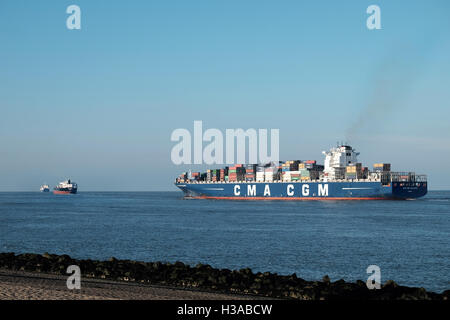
[{"xmin": 175, "ymin": 145, "xmax": 427, "ymax": 200}]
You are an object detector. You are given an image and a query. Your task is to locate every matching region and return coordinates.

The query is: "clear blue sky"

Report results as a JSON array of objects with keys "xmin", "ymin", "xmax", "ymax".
[{"xmin": 1, "ymin": 0, "xmax": 449, "ymax": 191}]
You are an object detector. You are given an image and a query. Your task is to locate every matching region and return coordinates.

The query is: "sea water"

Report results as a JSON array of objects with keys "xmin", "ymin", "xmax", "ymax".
[{"xmin": 0, "ymin": 191, "xmax": 449, "ymax": 292}]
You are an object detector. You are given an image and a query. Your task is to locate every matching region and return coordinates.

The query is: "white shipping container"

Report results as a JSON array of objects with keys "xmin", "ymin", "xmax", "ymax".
[{"xmin": 256, "ymin": 172, "xmax": 265, "ymax": 182}]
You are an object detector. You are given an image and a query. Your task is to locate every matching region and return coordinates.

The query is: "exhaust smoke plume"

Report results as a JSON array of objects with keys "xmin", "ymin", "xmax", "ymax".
[{"xmin": 345, "ymin": 43, "xmax": 431, "ymax": 143}]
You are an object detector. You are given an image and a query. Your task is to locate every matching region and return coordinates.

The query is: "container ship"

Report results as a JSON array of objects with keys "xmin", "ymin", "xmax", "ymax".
[
  {"xmin": 174, "ymin": 145, "xmax": 427, "ymax": 200},
  {"xmin": 53, "ymin": 179, "xmax": 78, "ymax": 194}
]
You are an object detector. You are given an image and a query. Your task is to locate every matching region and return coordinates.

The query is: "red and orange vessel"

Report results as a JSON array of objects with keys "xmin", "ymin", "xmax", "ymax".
[{"xmin": 53, "ymin": 179, "xmax": 78, "ymax": 194}]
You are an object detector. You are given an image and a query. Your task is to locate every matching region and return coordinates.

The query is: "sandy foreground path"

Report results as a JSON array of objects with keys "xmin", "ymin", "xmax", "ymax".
[{"xmin": 0, "ymin": 269, "xmax": 262, "ymax": 300}]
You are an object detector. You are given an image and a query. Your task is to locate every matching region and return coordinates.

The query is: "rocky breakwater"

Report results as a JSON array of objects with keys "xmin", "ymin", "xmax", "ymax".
[{"xmin": 0, "ymin": 252, "xmax": 448, "ymax": 300}]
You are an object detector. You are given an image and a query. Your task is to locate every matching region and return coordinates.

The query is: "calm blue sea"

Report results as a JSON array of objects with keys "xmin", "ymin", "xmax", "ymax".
[{"xmin": 0, "ymin": 191, "xmax": 449, "ymax": 292}]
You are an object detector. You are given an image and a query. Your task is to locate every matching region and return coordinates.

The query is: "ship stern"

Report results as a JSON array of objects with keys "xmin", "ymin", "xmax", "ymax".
[{"xmin": 392, "ymin": 182, "xmax": 427, "ymax": 199}]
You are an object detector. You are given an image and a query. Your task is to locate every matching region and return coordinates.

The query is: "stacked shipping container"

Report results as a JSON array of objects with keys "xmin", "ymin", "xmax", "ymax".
[
  {"xmin": 219, "ymin": 167, "xmax": 228, "ymax": 182},
  {"xmin": 256, "ymin": 165, "xmax": 265, "ymax": 182},
  {"xmin": 346, "ymin": 163, "xmax": 362, "ymax": 179},
  {"xmin": 244, "ymin": 164, "xmax": 257, "ymax": 182},
  {"xmin": 373, "ymin": 163, "xmax": 391, "ymax": 172},
  {"xmin": 228, "ymin": 165, "xmax": 245, "ymax": 182},
  {"xmin": 176, "ymin": 159, "xmax": 377, "ymax": 183}
]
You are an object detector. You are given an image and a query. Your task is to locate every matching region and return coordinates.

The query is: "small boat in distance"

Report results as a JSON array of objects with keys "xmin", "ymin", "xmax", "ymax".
[
  {"xmin": 40, "ymin": 184, "xmax": 50, "ymax": 192},
  {"xmin": 53, "ymin": 179, "xmax": 78, "ymax": 194}
]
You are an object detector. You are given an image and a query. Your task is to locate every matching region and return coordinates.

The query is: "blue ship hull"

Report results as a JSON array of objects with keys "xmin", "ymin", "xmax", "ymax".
[{"xmin": 175, "ymin": 181, "xmax": 427, "ymax": 200}]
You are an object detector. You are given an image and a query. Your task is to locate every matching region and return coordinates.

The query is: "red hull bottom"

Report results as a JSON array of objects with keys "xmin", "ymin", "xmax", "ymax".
[{"xmin": 53, "ymin": 190, "xmax": 77, "ymax": 195}]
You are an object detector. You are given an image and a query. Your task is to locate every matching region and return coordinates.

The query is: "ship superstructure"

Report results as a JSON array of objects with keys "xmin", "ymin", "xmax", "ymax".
[{"xmin": 322, "ymin": 145, "xmax": 360, "ymax": 180}]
